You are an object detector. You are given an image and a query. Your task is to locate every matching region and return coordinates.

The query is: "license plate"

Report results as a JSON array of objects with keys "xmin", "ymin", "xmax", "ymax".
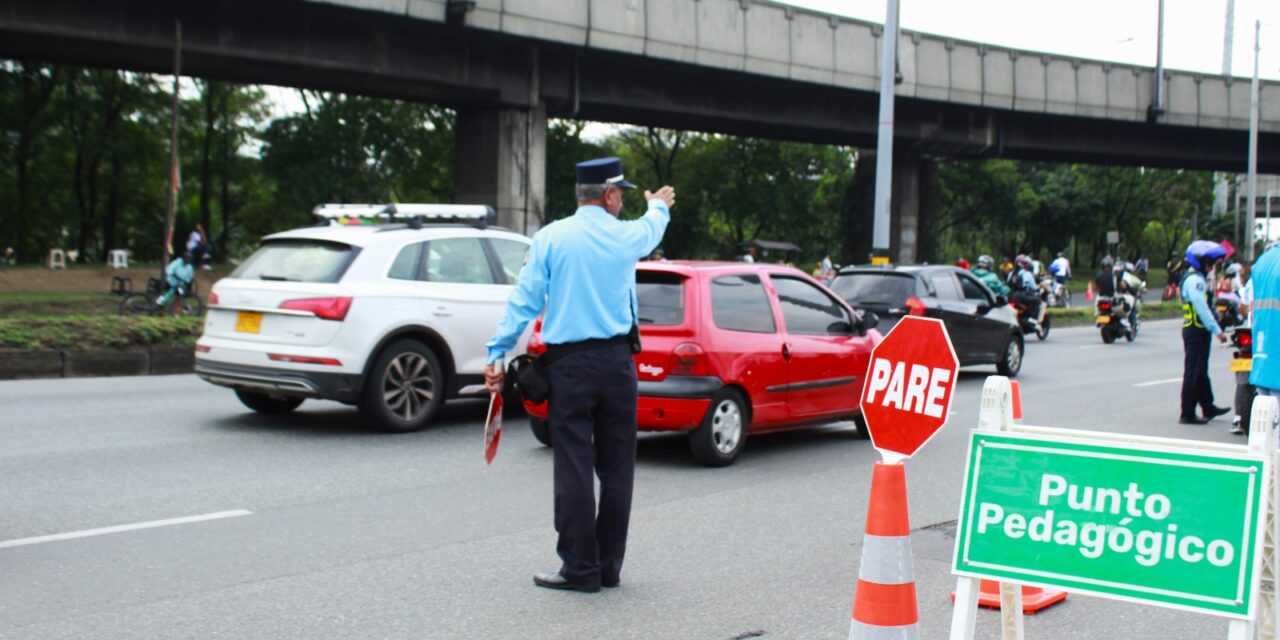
[
  {"xmin": 235, "ymin": 311, "xmax": 263, "ymax": 334},
  {"xmin": 1097, "ymin": 316, "xmax": 1110, "ymax": 324},
  {"xmin": 1231, "ymin": 358, "xmax": 1253, "ymax": 373}
]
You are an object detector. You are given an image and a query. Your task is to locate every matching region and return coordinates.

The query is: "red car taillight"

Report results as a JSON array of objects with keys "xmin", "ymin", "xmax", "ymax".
[
  {"xmin": 904, "ymin": 296, "xmax": 927, "ymax": 317},
  {"xmin": 527, "ymin": 317, "xmax": 547, "ymax": 355},
  {"xmin": 280, "ymin": 297, "xmax": 352, "ymax": 321},
  {"xmin": 669, "ymin": 342, "xmax": 710, "ymax": 376},
  {"xmin": 208, "ymin": 291, "xmax": 219, "ymax": 305}
]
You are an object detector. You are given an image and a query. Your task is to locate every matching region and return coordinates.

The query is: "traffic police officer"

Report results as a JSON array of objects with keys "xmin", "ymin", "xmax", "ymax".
[
  {"xmin": 1179, "ymin": 240, "xmax": 1231, "ymax": 424},
  {"xmin": 484, "ymin": 157, "xmax": 674, "ymax": 593}
]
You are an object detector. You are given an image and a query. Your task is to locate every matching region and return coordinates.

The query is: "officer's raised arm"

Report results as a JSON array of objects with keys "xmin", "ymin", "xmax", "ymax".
[{"xmin": 617, "ymin": 186, "xmax": 675, "ymax": 259}]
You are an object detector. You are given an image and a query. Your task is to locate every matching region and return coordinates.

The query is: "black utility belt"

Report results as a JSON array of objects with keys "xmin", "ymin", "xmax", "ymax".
[{"xmin": 544, "ymin": 334, "xmax": 631, "ymax": 366}]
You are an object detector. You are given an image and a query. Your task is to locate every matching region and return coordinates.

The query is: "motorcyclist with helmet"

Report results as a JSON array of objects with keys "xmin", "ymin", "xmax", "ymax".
[
  {"xmin": 1113, "ymin": 260, "xmax": 1145, "ymax": 328},
  {"xmin": 972, "ymin": 254, "xmax": 1010, "ymax": 297},
  {"xmin": 1007, "ymin": 254, "xmax": 1043, "ymax": 328},
  {"xmin": 1094, "ymin": 256, "xmax": 1117, "ymax": 297},
  {"xmin": 1178, "ymin": 240, "xmax": 1232, "ymax": 425}
]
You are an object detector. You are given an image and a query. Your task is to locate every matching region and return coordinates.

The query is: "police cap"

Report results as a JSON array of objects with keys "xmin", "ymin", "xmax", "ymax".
[{"xmin": 575, "ymin": 157, "xmax": 636, "ymax": 189}]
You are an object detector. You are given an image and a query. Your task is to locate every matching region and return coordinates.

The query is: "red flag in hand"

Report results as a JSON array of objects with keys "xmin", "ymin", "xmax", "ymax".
[{"xmin": 484, "ymin": 392, "xmax": 503, "ymax": 464}]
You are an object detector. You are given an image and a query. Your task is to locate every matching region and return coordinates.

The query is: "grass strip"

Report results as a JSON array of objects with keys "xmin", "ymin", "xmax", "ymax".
[{"xmin": 0, "ymin": 315, "xmax": 203, "ymax": 350}]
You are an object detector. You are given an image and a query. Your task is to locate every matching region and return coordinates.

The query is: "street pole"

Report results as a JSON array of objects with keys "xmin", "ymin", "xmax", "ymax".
[
  {"xmin": 870, "ymin": 0, "xmax": 900, "ymax": 264},
  {"xmin": 162, "ymin": 20, "xmax": 182, "ymax": 271},
  {"xmin": 1213, "ymin": 0, "xmax": 1234, "ymax": 213},
  {"xmin": 1152, "ymin": 0, "xmax": 1166, "ymax": 119},
  {"xmin": 1268, "ymin": 190, "xmax": 1275, "ymax": 246},
  {"xmin": 1222, "ymin": 0, "xmax": 1235, "ymax": 74},
  {"xmin": 1246, "ymin": 19, "xmax": 1259, "ymax": 262}
]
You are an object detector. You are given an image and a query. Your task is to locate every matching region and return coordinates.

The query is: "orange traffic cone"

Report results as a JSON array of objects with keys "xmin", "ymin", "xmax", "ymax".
[
  {"xmin": 1085, "ymin": 280, "xmax": 1095, "ymax": 301},
  {"xmin": 1010, "ymin": 379, "xmax": 1024, "ymax": 421},
  {"xmin": 850, "ymin": 462, "xmax": 920, "ymax": 638}
]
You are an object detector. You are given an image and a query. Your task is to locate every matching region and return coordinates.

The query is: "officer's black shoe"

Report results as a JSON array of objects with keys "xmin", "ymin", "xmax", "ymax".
[
  {"xmin": 533, "ymin": 573, "xmax": 600, "ymax": 593},
  {"xmin": 1179, "ymin": 415, "xmax": 1209, "ymax": 425},
  {"xmin": 602, "ymin": 576, "xmax": 620, "ymax": 588},
  {"xmin": 1204, "ymin": 405, "xmax": 1231, "ymax": 419}
]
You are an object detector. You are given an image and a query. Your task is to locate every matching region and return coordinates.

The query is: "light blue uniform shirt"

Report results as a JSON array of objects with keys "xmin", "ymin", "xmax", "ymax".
[
  {"xmin": 486, "ymin": 200, "xmax": 671, "ymax": 365},
  {"xmin": 1181, "ymin": 270, "xmax": 1222, "ymax": 337},
  {"xmin": 165, "ymin": 258, "xmax": 194, "ymax": 287},
  {"xmin": 1251, "ymin": 246, "xmax": 1280, "ymax": 390}
]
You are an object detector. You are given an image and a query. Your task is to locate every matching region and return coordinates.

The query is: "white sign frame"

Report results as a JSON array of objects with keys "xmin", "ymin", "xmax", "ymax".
[{"xmin": 947, "ymin": 376, "xmax": 1279, "ymax": 640}]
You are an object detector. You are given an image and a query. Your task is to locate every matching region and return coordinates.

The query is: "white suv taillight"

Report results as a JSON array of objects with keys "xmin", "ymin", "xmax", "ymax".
[
  {"xmin": 669, "ymin": 342, "xmax": 709, "ymax": 376},
  {"xmin": 279, "ymin": 297, "xmax": 353, "ymax": 321}
]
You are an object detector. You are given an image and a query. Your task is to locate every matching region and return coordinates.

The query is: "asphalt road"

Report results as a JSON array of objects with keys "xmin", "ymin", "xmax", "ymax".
[{"xmin": 0, "ymin": 319, "xmax": 1254, "ymax": 639}]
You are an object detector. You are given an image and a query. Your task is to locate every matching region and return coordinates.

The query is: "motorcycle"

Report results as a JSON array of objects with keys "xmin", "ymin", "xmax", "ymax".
[
  {"xmin": 1095, "ymin": 295, "xmax": 1138, "ymax": 343},
  {"xmin": 1011, "ymin": 296, "xmax": 1050, "ymax": 341},
  {"xmin": 1215, "ymin": 293, "xmax": 1246, "ymax": 330},
  {"xmin": 1229, "ymin": 326, "xmax": 1254, "ymax": 435}
]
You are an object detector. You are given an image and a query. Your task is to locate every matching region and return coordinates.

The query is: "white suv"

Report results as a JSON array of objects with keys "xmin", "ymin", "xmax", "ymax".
[{"xmin": 195, "ymin": 205, "xmax": 530, "ymax": 432}]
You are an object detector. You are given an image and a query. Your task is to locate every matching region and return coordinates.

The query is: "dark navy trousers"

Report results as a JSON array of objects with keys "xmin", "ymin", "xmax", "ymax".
[
  {"xmin": 1182, "ymin": 326, "xmax": 1215, "ymax": 418},
  {"xmin": 546, "ymin": 343, "xmax": 638, "ymax": 587}
]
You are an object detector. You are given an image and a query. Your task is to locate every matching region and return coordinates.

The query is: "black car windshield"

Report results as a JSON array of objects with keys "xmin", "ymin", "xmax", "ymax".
[{"xmin": 831, "ymin": 273, "xmax": 916, "ymax": 306}]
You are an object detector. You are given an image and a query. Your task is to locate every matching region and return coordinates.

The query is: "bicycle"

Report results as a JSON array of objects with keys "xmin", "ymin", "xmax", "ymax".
[{"xmin": 119, "ymin": 282, "xmax": 206, "ymax": 317}]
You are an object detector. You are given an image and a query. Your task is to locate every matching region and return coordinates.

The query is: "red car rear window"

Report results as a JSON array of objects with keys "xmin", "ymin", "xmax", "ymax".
[{"xmin": 637, "ymin": 271, "xmax": 686, "ymax": 326}]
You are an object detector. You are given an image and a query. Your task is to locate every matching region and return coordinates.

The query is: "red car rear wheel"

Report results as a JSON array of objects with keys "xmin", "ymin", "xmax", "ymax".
[{"xmin": 689, "ymin": 388, "xmax": 749, "ymax": 467}]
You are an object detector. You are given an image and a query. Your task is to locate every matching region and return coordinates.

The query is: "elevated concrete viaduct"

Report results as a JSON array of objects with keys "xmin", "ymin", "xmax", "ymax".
[{"xmin": 2, "ymin": 0, "xmax": 1277, "ymax": 261}]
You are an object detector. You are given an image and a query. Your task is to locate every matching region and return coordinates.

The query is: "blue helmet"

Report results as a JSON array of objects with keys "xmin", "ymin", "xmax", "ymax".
[{"xmin": 1185, "ymin": 240, "xmax": 1228, "ymax": 272}]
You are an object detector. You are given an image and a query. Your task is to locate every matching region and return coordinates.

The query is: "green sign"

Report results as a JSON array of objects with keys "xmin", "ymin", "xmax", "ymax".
[{"xmin": 953, "ymin": 430, "xmax": 1267, "ymax": 618}]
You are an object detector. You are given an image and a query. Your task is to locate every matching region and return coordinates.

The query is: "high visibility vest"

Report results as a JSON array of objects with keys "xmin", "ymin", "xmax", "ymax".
[{"xmin": 1182, "ymin": 272, "xmax": 1211, "ymax": 330}]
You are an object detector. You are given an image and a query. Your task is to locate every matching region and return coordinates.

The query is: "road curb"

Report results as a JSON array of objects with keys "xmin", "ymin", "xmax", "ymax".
[
  {"xmin": 148, "ymin": 345, "xmax": 195, "ymax": 374},
  {"xmin": 63, "ymin": 347, "xmax": 150, "ymax": 377},
  {"xmin": 0, "ymin": 349, "xmax": 65, "ymax": 380},
  {"xmin": 0, "ymin": 345, "xmax": 195, "ymax": 380}
]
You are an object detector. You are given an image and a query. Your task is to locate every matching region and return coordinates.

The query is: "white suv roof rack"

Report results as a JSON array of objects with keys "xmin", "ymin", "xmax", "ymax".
[{"xmin": 312, "ymin": 203, "xmax": 495, "ymax": 228}]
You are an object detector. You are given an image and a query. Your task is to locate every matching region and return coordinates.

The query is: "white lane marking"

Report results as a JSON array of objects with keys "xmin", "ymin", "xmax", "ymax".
[
  {"xmin": 0, "ymin": 510, "xmax": 252, "ymax": 550},
  {"xmin": 1133, "ymin": 378, "xmax": 1183, "ymax": 388}
]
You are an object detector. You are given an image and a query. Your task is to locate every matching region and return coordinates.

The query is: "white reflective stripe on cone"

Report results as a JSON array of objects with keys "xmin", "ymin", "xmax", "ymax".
[
  {"xmin": 848, "ymin": 619, "xmax": 920, "ymax": 640},
  {"xmin": 857, "ymin": 534, "xmax": 915, "ymax": 585}
]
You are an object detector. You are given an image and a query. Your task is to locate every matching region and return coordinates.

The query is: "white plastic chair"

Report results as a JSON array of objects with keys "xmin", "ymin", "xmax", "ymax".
[{"xmin": 108, "ymin": 249, "xmax": 129, "ymax": 269}]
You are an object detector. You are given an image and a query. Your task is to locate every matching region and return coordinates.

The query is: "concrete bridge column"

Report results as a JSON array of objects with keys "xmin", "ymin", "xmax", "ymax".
[
  {"xmin": 453, "ymin": 105, "xmax": 546, "ymax": 235},
  {"xmin": 843, "ymin": 148, "xmax": 932, "ymax": 265}
]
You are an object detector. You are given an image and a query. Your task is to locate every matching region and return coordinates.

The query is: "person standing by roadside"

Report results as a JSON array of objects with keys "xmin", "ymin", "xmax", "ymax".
[
  {"xmin": 484, "ymin": 157, "xmax": 674, "ymax": 594},
  {"xmin": 186, "ymin": 223, "xmax": 212, "ymax": 270},
  {"xmin": 1178, "ymin": 240, "xmax": 1231, "ymax": 425},
  {"xmin": 819, "ymin": 251, "xmax": 835, "ymax": 284}
]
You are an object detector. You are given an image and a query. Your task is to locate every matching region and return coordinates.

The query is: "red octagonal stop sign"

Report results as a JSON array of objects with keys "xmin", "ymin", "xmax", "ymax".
[{"xmin": 859, "ymin": 316, "xmax": 960, "ymax": 462}]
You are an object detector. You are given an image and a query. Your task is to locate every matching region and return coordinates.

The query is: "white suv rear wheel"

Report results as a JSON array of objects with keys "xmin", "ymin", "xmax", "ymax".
[{"xmin": 360, "ymin": 339, "xmax": 445, "ymax": 432}]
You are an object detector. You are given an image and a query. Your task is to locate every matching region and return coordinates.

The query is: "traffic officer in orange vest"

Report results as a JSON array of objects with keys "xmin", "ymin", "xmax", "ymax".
[{"xmin": 484, "ymin": 157, "xmax": 674, "ymax": 593}]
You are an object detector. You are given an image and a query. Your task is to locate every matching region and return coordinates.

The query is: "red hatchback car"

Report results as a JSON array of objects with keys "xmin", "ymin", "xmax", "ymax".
[{"xmin": 522, "ymin": 261, "xmax": 882, "ymax": 466}]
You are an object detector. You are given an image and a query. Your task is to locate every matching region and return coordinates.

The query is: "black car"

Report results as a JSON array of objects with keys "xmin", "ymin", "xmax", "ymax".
[{"xmin": 830, "ymin": 265, "xmax": 1023, "ymax": 376}]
